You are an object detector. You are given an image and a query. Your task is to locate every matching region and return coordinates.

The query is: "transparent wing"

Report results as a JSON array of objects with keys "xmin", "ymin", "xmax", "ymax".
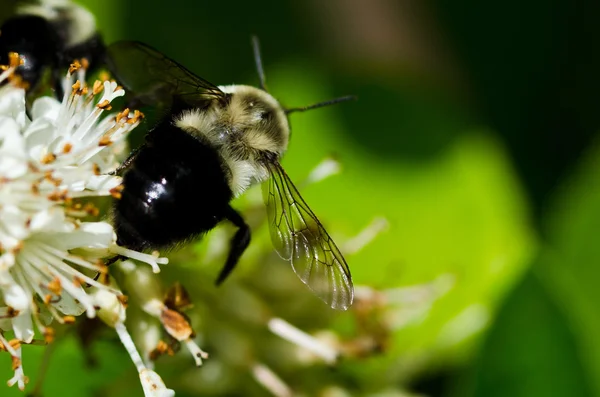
[
  {"xmin": 263, "ymin": 161, "xmax": 353, "ymax": 310},
  {"xmin": 105, "ymin": 41, "xmax": 225, "ymax": 108}
]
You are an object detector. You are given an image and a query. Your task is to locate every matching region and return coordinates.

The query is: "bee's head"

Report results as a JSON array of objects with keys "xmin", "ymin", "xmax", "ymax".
[
  {"xmin": 219, "ymin": 84, "xmax": 290, "ymax": 156},
  {"xmin": 204, "ymin": 37, "xmax": 355, "ymax": 160}
]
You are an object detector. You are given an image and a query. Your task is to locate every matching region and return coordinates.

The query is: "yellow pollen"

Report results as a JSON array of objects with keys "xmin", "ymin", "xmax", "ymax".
[
  {"xmin": 128, "ymin": 110, "xmax": 145, "ymax": 124},
  {"xmin": 110, "ymin": 185, "xmax": 124, "ymax": 199},
  {"xmin": 8, "ymin": 52, "xmax": 22, "ymax": 68},
  {"xmin": 8, "ymin": 73, "xmax": 29, "ymax": 89},
  {"xmin": 96, "ymin": 99, "xmax": 112, "ymax": 110},
  {"xmin": 9, "ymin": 340, "xmax": 21, "ymax": 350},
  {"xmin": 117, "ymin": 295, "xmax": 128, "ymax": 307},
  {"xmin": 95, "ymin": 260, "xmax": 108, "ymax": 273},
  {"xmin": 11, "ymin": 355, "xmax": 21, "ymax": 370},
  {"xmin": 94, "ymin": 260, "xmax": 110, "ymax": 285},
  {"xmin": 84, "ymin": 203, "xmax": 100, "ymax": 216},
  {"xmin": 44, "ymin": 328, "xmax": 55, "ymax": 344},
  {"xmin": 0, "ymin": 339, "xmax": 22, "ymax": 353},
  {"xmin": 116, "ymin": 108, "xmax": 130, "ymax": 123},
  {"xmin": 69, "ymin": 60, "xmax": 82, "ymax": 74},
  {"xmin": 92, "ymin": 163, "xmax": 101, "ymax": 175},
  {"xmin": 98, "ymin": 136, "xmax": 112, "ymax": 146},
  {"xmin": 149, "ymin": 340, "xmax": 175, "ymax": 361},
  {"xmin": 98, "ymin": 272, "xmax": 110, "ymax": 285},
  {"xmin": 6, "ymin": 307, "xmax": 19, "ymax": 318},
  {"xmin": 41, "ymin": 153, "xmax": 56, "ymax": 164},
  {"xmin": 47, "ymin": 190, "xmax": 69, "ymax": 201},
  {"xmin": 73, "ymin": 276, "xmax": 84, "ymax": 287},
  {"xmin": 11, "ymin": 242, "xmax": 23, "ymax": 255},
  {"xmin": 71, "ymin": 80, "xmax": 81, "ymax": 93},
  {"xmin": 80, "ymin": 58, "xmax": 90, "ymax": 70},
  {"xmin": 62, "ymin": 143, "xmax": 73, "ymax": 154},
  {"xmin": 99, "ymin": 71, "xmax": 110, "ymax": 81},
  {"xmin": 62, "ymin": 316, "xmax": 76, "ymax": 324},
  {"xmin": 92, "ymin": 80, "xmax": 103, "ymax": 95},
  {"xmin": 47, "ymin": 277, "xmax": 62, "ymax": 296}
]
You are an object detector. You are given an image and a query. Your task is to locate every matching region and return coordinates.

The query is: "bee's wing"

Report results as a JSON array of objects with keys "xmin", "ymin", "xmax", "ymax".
[
  {"xmin": 262, "ymin": 161, "xmax": 354, "ymax": 310},
  {"xmin": 105, "ymin": 41, "xmax": 225, "ymax": 108}
]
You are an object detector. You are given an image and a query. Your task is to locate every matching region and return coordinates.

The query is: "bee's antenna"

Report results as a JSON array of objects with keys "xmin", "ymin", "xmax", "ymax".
[
  {"xmin": 285, "ymin": 95, "xmax": 357, "ymax": 114},
  {"xmin": 251, "ymin": 36, "xmax": 268, "ymax": 91}
]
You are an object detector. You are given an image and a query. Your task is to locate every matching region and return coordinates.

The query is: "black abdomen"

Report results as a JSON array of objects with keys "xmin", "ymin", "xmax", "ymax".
[{"xmin": 114, "ymin": 122, "xmax": 232, "ymax": 251}]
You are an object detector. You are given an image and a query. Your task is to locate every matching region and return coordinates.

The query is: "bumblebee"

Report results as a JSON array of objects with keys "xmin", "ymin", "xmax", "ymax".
[{"xmin": 106, "ymin": 40, "xmax": 354, "ymax": 309}]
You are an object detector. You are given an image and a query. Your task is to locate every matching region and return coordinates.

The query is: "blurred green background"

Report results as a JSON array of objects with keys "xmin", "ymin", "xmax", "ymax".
[{"xmin": 3, "ymin": 0, "xmax": 600, "ymax": 396}]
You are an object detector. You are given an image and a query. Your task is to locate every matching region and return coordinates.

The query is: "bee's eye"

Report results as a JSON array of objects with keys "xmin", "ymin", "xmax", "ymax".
[{"xmin": 259, "ymin": 110, "xmax": 272, "ymax": 121}]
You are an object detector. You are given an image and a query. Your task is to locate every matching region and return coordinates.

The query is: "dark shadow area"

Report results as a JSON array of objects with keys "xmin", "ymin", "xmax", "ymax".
[{"xmin": 432, "ymin": 0, "xmax": 600, "ymax": 219}]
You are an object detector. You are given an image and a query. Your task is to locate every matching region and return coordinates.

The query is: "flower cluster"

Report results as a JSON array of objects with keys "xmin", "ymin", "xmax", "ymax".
[{"xmin": 0, "ymin": 55, "xmax": 173, "ymax": 395}]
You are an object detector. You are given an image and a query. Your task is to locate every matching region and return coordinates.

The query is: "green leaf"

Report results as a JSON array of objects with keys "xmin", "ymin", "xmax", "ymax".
[
  {"xmin": 0, "ymin": 334, "xmax": 133, "ymax": 397},
  {"xmin": 542, "ymin": 139, "xmax": 600, "ymax": 396},
  {"xmin": 467, "ymin": 270, "xmax": 593, "ymax": 397}
]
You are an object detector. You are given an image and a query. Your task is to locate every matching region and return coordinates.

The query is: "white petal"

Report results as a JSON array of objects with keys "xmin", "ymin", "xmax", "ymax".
[
  {"xmin": 85, "ymin": 174, "xmax": 122, "ymax": 192},
  {"xmin": 92, "ymin": 288, "xmax": 125, "ymax": 326},
  {"xmin": 139, "ymin": 369, "xmax": 175, "ymax": 397},
  {"xmin": 12, "ymin": 310, "xmax": 34, "ymax": 343},
  {"xmin": 0, "ymin": 206, "xmax": 30, "ymax": 241},
  {"xmin": 30, "ymin": 96, "xmax": 61, "ymax": 121},
  {"xmin": 2, "ymin": 284, "xmax": 30, "ymax": 311},
  {"xmin": 0, "ymin": 87, "xmax": 27, "ymax": 129},
  {"xmin": 0, "ymin": 156, "xmax": 27, "ymax": 179},
  {"xmin": 52, "ymin": 291, "xmax": 86, "ymax": 316},
  {"xmin": 29, "ymin": 209, "xmax": 72, "ymax": 233},
  {"xmin": 0, "ymin": 117, "xmax": 25, "ymax": 150},
  {"xmin": 46, "ymin": 221, "xmax": 114, "ymax": 250},
  {"xmin": 0, "ymin": 253, "xmax": 15, "ymax": 269},
  {"xmin": 23, "ymin": 120, "xmax": 57, "ymax": 155},
  {"xmin": 6, "ymin": 346, "xmax": 27, "ymax": 390},
  {"xmin": 0, "ymin": 118, "xmax": 27, "ymax": 178},
  {"xmin": 268, "ymin": 318, "xmax": 339, "ymax": 365}
]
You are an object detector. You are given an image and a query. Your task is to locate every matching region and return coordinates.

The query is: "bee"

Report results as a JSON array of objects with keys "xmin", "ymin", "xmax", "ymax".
[
  {"xmin": 0, "ymin": 0, "xmax": 104, "ymax": 95},
  {"xmin": 106, "ymin": 39, "xmax": 354, "ymax": 310}
]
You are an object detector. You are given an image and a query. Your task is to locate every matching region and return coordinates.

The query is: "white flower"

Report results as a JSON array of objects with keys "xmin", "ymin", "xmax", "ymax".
[
  {"xmin": 268, "ymin": 317, "xmax": 339, "ymax": 365},
  {"xmin": 119, "ymin": 262, "xmax": 208, "ymax": 366},
  {"xmin": 139, "ymin": 368, "xmax": 176, "ymax": 397},
  {"xmin": 114, "ymin": 319, "xmax": 175, "ymax": 397},
  {"xmin": 251, "ymin": 362, "xmax": 292, "ymax": 397},
  {"xmin": 0, "ymin": 58, "xmax": 169, "ymax": 393}
]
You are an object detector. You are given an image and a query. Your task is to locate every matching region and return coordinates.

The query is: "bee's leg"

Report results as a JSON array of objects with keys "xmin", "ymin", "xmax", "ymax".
[
  {"xmin": 215, "ymin": 206, "xmax": 251, "ymax": 285},
  {"xmin": 89, "ymin": 255, "xmax": 124, "ymax": 285},
  {"xmin": 108, "ymin": 144, "xmax": 145, "ymax": 176}
]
